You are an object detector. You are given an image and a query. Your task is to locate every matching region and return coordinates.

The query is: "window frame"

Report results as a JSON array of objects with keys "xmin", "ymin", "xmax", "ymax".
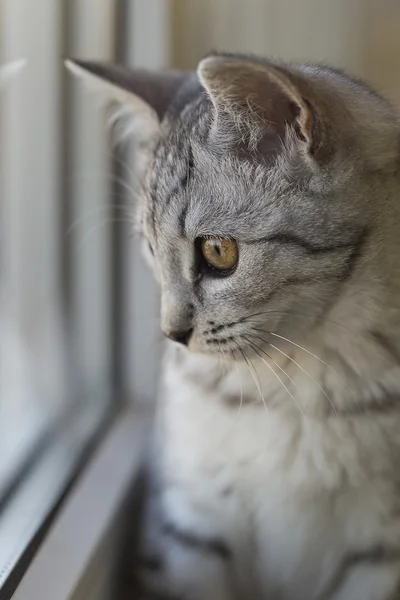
[
  {"xmin": 7, "ymin": 406, "xmax": 151, "ymax": 600},
  {"xmin": 0, "ymin": 0, "xmax": 170, "ymax": 597}
]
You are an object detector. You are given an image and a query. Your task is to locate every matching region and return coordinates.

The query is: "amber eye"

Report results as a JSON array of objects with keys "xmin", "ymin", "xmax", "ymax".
[{"xmin": 200, "ymin": 238, "xmax": 238, "ymax": 273}]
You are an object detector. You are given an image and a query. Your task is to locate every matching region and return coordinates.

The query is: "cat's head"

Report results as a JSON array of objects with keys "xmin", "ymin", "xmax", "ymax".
[{"xmin": 67, "ymin": 56, "xmax": 400, "ymax": 371}]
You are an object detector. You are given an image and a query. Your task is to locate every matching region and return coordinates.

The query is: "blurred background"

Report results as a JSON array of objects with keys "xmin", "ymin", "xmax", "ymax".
[
  {"xmin": 0, "ymin": 0, "xmax": 399, "ymax": 594},
  {"xmin": 172, "ymin": 0, "xmax": 400, "ymax": 105}
]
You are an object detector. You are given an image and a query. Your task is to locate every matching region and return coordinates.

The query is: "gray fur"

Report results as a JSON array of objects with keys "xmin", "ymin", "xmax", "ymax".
[
  {"xmin": 134, "ymin": 54, "xmax": 400, "ymax": 412},
  {"xmin": 69, "ymin": 54, "xmax": 400, "ymax": 600}
]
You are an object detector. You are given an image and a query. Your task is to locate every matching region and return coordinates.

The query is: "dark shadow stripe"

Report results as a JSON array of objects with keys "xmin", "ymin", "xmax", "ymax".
[
  {"xmin": 163, "ymin": 184, "xmax": 181, "ymax": 207},
  {"xmin": 259, "ymin": 273, "xmax": 338, "ymax": 307},
  {"xmin": 136, "ymin": 555, "xmax": 163, "ymax": 572},
  {"xmin": 306, "ymin": 227, "xmax": 369, "ymax": 333},
  {"xmin": 164, "ymin": 145, "xmax": 193, "ymax": 209},
  {"xmin": 247, "ymin": 232, "xmax": 360, "ymax": 254},
  {"xmin": 180, "ymin": 144, "xmax": 194, "ymax": 189},
  {"xmin": 337, "ymin": 391, "xmax": 400, "ymax": 416},
  {"xmin": 178, "ymin": 201, "xmax": 189, "ymax": 236},
  {"xmin": 342, "ymin": 227, "xmax": 369, "ymax": 278},
  {"xmin": 163, "ymin": 523, "xmax": 232, "ymax": 560},
  {"xmin": 150, "ymin": 189, "xmax": 158, "ymax": 243},
  {"xmin": 318, "ymin": 546, "xmax": 400, "ymax": 600},
  {"xmin": 370, "ymin": 330, "xmax": 400, "ymax": 366},
  {"xmin": 246, "ymin": 229, "xmax": 367, "ymax": 258}
]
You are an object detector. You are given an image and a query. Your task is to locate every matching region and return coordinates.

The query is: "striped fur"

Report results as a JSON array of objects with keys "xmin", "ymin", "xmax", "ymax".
[{"xmin": 70, "ymin": 54, "xmax": 400, "ymax": 600}]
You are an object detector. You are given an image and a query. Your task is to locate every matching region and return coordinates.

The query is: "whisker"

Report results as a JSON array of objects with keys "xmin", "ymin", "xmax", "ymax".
[
  {"xmin": 250, "ymin": 333, "xmax": 338, "ymax": 416},
  {"xmin": 252, "ymin": 328, "xmax": 357, "ymax": 399},
  {"xmin": 106, "ymin": 149, "xmax": 137, "ymax": 182},
  {"xmin": 244, "ymin": 337, "xmax": 304, "ymax": 416},
  {"xmin": 233, "ymin": 340, "xmax": 267, "ymax": 413},
  {"xmin": 242, "ymin": 309, "xmax": 357, "ymax": 335},
  {"xmin": 66, "ymin": 170, "xmax": 136, "ymax": 196},
  {"xmin": 74, "ymin": 217, "xmax": 132, "ymax": 253},
  {"xmin": 231, "ymin": 350, "xmax": 244, "ymax": 419},
  {"xmin": 217, "ymin": 341, "xmax": 230, "ymax": 376},
  {"xmin": 66, "ymin": 205, "xmax": 133, "ymax": 237},
  {"xmin": 244, "ymin": 336, "xmax": 299, "ymax": 392}
]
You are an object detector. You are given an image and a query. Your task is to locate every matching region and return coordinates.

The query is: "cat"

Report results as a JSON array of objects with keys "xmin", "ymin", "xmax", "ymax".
[{"xmin": 67, "ymin": 54, "xmax": 400, "ymax": 600}]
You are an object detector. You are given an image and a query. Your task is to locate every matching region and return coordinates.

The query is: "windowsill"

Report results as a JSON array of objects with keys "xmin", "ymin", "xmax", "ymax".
[
  {"xmin": 9, "ymin": 404, "xmax": 152, "ymax": 600},
  {"xmin": 0, "ymin": 391, "xmax": 114, "ymax": 599}
]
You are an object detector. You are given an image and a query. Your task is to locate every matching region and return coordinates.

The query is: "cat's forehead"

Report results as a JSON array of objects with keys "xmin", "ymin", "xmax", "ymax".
[
  {"xmin": 142, "ymin": 97, "xmax": 298, "ymax": 243},
  {"xmin": 142, "ymin": 99, "xmax": 211, "ymax": 220},
  {"xmin": 158, "ymin": 98, "xmax": 210, "ymax": 165},
  {"xmin": 144, "ymin": 149, "xmax": 279, "ymax": 246},
  {"xmin": 140, "ymin": 83, "xmax": 329, "ymax": 243}
]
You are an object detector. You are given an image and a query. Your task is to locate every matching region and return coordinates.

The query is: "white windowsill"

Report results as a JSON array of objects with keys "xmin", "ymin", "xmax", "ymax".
[{"xmin": 10, "ymin": 404, "xmax": 152, "ymax": 600}]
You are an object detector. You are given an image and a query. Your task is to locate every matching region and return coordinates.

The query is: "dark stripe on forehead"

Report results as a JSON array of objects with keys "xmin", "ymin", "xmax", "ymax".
[
  {"xmin": 178, "ymin": 200, "xmax": 189, "ymax": 237},
  {"xmin": 147, "ymin": 139, "xmax": 165, "ymax": 242},
  {"xmin": 246, "ymin": 231, "xmax": 364, "ymax": 255},
  {"xmin": 163, "ymin": 144, "xmax": 193, "ymax": 207},
  {"xmin": 148, "ymin": 94, "xmax": 203, "ymax": 230},
  {"xmin": 149, "ymin": 187, "xmax": 158, "ymax": 244},
  {"xmin": 181, "ymin": 144, "xmax": 194, "ymax": 188},
  {"xmin": 156, "ymin": 144, "xmax": 194, "ymax": 228}
]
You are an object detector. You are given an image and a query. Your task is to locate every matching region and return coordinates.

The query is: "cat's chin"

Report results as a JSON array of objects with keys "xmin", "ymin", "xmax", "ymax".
[
  {"xmin": 188, "ymin": 345, "xmax": 237, "ymax": 362},
  {"xmin": 187, "ymin": 346, "xmax": 221, "ymax": 358},
  {"xmin": 169, "ymin": 341, "xmax": 230, "ymax": 368},
  {"xmin": 170, "ymin": 338, "xmax": 228, "ymax": 359}
]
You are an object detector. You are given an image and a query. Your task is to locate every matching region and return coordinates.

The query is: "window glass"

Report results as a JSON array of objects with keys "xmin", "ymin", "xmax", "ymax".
[{"xmin": 0, "ymin": 0, "xmax": 121, "ymax": 591}]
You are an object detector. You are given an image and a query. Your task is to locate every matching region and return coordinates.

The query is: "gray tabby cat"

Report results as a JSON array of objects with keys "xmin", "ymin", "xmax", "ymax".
[{"xmin": 67, "ymin": 54, "xmax": 400, "ymax": 600}]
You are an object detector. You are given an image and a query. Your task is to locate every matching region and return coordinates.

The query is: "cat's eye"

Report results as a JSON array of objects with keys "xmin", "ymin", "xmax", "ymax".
[{"xmin": 200, "ymin": 238, "xmax": 238, "ymax": 273}]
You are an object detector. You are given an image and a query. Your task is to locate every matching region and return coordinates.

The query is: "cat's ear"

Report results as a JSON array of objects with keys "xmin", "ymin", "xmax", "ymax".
[
  {"xmin": 0, "ymin": 59, "xmax": 26, "ymax": 88},
  {"xmin": 65, "ymin": 60, "xmax": 186, "ymax": 141},
  {"xmin": 197, "ymin": 55, "xmax": 318, "ymax": 158}
]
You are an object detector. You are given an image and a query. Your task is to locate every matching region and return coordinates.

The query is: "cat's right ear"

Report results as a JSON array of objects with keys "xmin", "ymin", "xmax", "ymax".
[{"xmin": 65, "ymin": 60, "xmax": 186, "ymax": 142}]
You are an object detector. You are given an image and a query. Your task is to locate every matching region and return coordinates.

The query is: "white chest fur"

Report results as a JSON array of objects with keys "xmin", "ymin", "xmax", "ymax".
[{"xmin": 156, "ymin": 349, "xmax": 400, "ymax": 599}]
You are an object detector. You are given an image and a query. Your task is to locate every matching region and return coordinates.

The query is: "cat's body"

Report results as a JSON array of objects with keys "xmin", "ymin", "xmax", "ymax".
[
  {"xmin": 68, "ymin": 55, "xmax": 400, "ymax": 599},
  {"xmin": 143, "ymin": 346, "xmax": 400, "ymax": 600}
]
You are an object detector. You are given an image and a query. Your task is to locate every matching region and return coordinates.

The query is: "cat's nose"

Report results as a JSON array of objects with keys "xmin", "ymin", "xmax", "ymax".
[{"xmin": 165, "ymin": 328, "xmax": 193, "ymax": 346}]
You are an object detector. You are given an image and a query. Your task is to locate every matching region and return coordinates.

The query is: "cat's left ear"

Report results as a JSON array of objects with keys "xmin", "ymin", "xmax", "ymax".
[
  {"xmin": 197, "ymin": 55, "xmax": 319, "ymax": 159},
  {"xmin": 65, "ymin": 60, "xmax": 186, "ymax": 141}
]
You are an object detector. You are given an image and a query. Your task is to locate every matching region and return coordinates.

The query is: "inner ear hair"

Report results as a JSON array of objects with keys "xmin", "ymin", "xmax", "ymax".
[{"xmin": 197, "ymin": 55, "xmax": 315, "ymax": 152}]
